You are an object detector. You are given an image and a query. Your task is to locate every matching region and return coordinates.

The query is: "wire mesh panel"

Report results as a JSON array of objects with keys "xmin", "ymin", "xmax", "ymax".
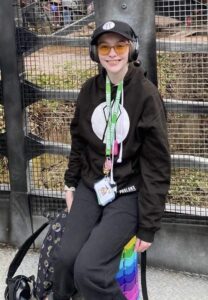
[
  {"xmin": 20, "ymin": 0, "xmax": 94, "ymax": 33},
  {"xmin": 0, "ymin": 154, "xmax": 10, "ymax": 190},
  {"xmin": 155, "ymin": 0, "xmax": 208, "ymax": 218},
  {"xmin": 10, "ymin": 1, "xmax": 208, "ymax": 220},
  {"xmin": 0, "ymin": 70, "xmax": 10, "ymax": 190},
  {"xmin": 15, "ymin": 0, "xmax": 97, "ymax": 215}
]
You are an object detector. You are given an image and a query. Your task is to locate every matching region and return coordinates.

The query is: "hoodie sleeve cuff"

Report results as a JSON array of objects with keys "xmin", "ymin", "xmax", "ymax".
[
  {"xmin": 64, "ymin": 178, "xmax": 78, "ymax": 189},
  {"xmin": 136, "ymin": 228, "xmax": 155, "ymax": 243}
]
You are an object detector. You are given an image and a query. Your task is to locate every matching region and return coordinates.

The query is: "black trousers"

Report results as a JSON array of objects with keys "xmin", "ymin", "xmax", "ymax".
[{"xmin": 53, "ymin": 181, "xmax": 138, "ymax": 300}]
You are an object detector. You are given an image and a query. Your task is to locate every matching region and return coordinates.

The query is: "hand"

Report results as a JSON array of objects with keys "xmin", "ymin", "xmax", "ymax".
[
  {"xmin": 134, "ymin": 238, "xmax": 152, "ymax": 253},
  {"xmin": 65, "ymin": 190, "xmax": 74, "ymax": 212}
]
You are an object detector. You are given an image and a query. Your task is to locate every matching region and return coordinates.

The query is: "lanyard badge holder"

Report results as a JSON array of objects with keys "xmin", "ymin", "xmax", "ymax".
[
  {"xmin": 94, "ymin": 77, "xmax": 123, "ymax": 206},
  {"xmin": 94, "ymin": 177, "xmax": 116, "ymax": 206}
]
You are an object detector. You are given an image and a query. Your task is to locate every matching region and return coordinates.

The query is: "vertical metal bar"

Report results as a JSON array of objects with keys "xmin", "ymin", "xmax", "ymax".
[
  {"xmin": 0, "ymin": 0, "xmax": 32, "ymax": 246},
  {"xmin": 14, "ymin": 0, "xmax": 23, "ymax": 27},
  {"xmin": 94, "ymin": 0, "xmax": 157, "ymax": 85}
]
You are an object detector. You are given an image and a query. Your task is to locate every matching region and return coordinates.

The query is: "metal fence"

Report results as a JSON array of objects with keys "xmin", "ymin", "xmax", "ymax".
[
  {"xmin": 0, "ymin": 0, "xmax": 208, "ymax": 244},
  {"xmin": 155, "ymin": 0, "xmax": 208, "ymax": 219},
  {"xmin": 20, "ymin": 0, "xmax": 98, "ymax": 216}
]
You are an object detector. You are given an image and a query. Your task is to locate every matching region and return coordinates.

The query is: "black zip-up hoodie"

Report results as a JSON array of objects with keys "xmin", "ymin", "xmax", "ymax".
[{"xmin": 65, "ymin": 63, "xmax": 171, "ymax": 243}]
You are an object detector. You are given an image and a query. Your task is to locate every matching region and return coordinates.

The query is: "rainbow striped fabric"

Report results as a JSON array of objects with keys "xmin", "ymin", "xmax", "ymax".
[{"xmin": 116, "ymin": 236, "xmax": 141, "ymax": 300}]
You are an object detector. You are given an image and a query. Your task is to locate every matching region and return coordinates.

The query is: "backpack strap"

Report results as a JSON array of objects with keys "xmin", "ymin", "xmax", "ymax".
[
  {"xmin": 141, "ymin": 251, "xmax": 149, "ymax": 300},
  {"xmin": 8, "ymin": 276, "xmax": 17, "ymax": 300},
  {"xmin": 6, "ymin": 222, "xmax": 49, "ymax": 283}
]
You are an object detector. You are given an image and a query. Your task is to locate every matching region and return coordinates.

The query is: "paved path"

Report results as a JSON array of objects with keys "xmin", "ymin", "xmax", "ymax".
[{"xmin": 1, "ymin": 244, "xmax": 208, "ymax": 300}]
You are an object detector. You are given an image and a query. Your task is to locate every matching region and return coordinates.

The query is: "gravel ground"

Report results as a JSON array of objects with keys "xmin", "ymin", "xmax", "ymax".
[{"xmin": 1, "ymin": 244, "xmax": 208, "ymax": 300}]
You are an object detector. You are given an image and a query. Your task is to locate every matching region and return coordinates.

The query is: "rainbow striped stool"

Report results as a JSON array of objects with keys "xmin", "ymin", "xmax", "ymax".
[{"xmin": 116, "ymin": 236, "xmax": 141, "ymax": 300}]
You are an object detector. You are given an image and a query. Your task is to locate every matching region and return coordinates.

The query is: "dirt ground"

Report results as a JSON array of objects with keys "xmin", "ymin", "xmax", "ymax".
[{"xmin": 24, "ymin": 46, "xmax": 94, "ymax": 75}]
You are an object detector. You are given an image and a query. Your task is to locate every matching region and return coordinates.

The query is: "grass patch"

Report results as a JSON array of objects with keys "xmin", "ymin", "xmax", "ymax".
[
  {"xmin": 0, "ymin": 156, "xmax": 9, "ymax": 184},
  {"xmin": 30, "ymin": 154, "xmax": 68, "ymax": 190},
  {"xmin": 28, "ymin": 64, "xmax": 97, "ymax": 90},
  {"xmin": 168, "ymin": 169, "xmax": 208, "ymax": 207}
]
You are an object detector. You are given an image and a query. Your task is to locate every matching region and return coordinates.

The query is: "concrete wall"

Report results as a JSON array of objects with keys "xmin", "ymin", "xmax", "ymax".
[
  {"xmin": 0, "ymin": 194, "xmax": 10, "ymax": 244},
  {"xmin": 32, "ymin": 217, "xmax": 208, "ymax": 275},
  {"xmin": 147, "ymin": 222, "xmax": 208, "ymax": 275},
  {"xmin": 1, "ymin": 213, "xmax": 208, "ymax": 276}
]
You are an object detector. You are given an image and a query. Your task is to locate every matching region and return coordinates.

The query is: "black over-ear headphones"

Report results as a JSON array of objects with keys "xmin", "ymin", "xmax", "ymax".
[
  {"xmin": 129, "ymin": 36, "xmax": 140, "ymax": 62},
  {"xmin": 89, "ymin": 27, "xmax": 139, "ymax": 63}
]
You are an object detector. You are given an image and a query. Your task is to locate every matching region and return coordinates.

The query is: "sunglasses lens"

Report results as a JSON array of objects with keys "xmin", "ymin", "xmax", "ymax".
[
  {"xmin": 98, "ymin": 42, "xmax": 129, "ymax": 56},
  {"xmin": 115, "ymin": 43, "xmax": 129, "ymax": 55},
  {"xmin": 98, "ymin": 44, "xmax": 110, "ymax": 55}
]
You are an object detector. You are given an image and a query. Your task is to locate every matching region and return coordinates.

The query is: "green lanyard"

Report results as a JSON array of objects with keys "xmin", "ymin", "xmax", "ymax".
[{"xmin": 105, "ymin": 76, "xmax": 123, "ymax": 157}]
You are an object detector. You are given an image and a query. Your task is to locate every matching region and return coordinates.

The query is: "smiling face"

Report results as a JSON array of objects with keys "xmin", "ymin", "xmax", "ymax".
[{"xmin": 97, "ymin": 33, "xmax": 130, "ymax": 83}]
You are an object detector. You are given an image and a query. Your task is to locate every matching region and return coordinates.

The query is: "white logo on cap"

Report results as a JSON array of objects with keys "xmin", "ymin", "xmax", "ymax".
[{"xmin": 102, "ymin": 21, "xmax": 115, "ymax": 30}]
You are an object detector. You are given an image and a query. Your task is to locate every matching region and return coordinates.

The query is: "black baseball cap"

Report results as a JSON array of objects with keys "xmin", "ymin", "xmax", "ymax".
[{"xmin": 90, "ymin": 20, "xmax": 138, "ymax": 45}]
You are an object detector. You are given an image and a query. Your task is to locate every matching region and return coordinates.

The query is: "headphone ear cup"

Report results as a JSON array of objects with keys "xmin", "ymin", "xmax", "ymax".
[
  {"xmin": 128, "ymin": 38, "xmax": 139, "ymax": 62},
  {"xmin": 89, "ymin": 44, "xmax": 100, "ymax": 63}
]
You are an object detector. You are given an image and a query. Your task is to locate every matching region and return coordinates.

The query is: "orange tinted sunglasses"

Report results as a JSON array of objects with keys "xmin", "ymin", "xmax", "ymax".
[{"xmin": 97, "ymin": 41, "xmax": 130, "ymax": 56}]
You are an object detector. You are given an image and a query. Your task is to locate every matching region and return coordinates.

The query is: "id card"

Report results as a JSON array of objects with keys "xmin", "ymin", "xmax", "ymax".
[{"xmin": 94, "ymin": 177, "xmax": 116, "ymax": 206}]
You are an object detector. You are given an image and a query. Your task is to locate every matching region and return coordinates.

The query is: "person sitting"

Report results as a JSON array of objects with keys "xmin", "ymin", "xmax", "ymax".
[{"xmin": 48, "ymin": 20, "xmax": 171, "ymax": 300}]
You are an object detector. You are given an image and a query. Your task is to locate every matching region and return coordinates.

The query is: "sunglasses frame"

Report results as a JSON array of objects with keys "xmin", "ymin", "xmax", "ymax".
[{"xmin": 97, "ymin": 41, "xmax": 130, "ymax": 56}]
